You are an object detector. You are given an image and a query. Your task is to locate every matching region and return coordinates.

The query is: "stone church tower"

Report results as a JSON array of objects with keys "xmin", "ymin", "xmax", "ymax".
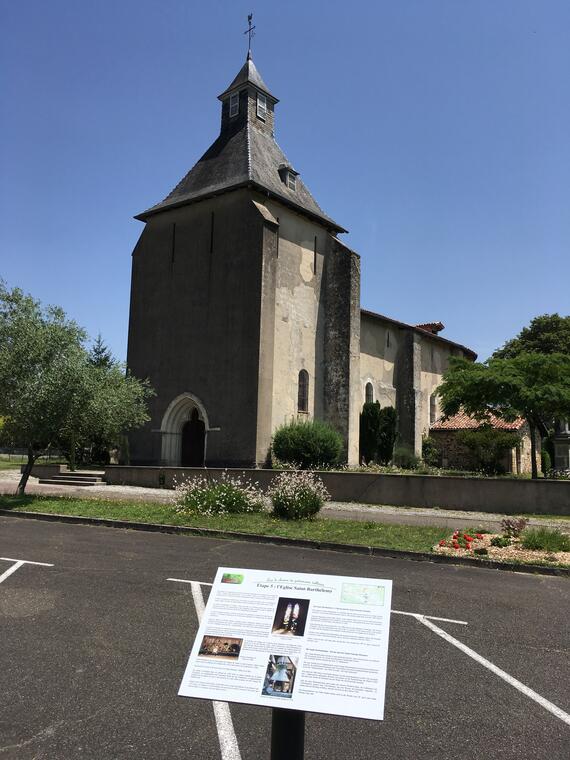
[{"xmin": 127, "ymin": 54, "xmax": 361, "ymax": 467}]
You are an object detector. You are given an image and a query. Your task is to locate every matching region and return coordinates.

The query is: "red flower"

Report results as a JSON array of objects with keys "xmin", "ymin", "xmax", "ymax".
[
  {"xmin": 476, "ymin": 533, "xmax": 483, "ymax": 540},
  {"xmin": 439, "ymin": 539, "xmax": 446, "ymax": 546},
  {"xmin": 452, "ymin": 542, "xmax": 460, "ymax": 549},
  {"xmin": 464, "ymin": 534, "xmax": 473, "ymax": 541}
]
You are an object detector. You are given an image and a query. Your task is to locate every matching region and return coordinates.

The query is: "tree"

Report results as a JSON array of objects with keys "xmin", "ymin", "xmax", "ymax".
[
  {"xmin": 359, "ymin": 403, "xmax": 397, "ymax": 465},
  {"xmin": 456, "ymin": 426, "xmax": 519, "ymax": 475},
  {"xmin": 493, "ymin": 314, "xmax": 570, "ymax": 359},
  {"xmin": 89, "ymin": 333, "xmax": 114, "ymax": 368},
  {"xmin": 0, "ymin": 282, "xmax": 153, "ymax": 494},
  {"xmin": 437, "ymin": 353, "xmax": 570, "ymax": 479}
]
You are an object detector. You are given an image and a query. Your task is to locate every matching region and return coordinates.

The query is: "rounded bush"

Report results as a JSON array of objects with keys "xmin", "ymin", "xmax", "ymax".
[
  {"xmin": 173, "ymin": 472, "xmax": 264, "ymax": 516},
  {"xmin": 272, "ymin": 420, "xmax": 343, "ymax": 470},
  {"xmin": 269, "ymin": 471, "xmax": 329, "ymax": 520}
]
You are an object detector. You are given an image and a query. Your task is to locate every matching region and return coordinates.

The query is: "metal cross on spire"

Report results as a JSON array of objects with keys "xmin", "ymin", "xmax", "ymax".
[{"xmin": 244, "ymin": 13, "xmax": 256, "ymax": 57}]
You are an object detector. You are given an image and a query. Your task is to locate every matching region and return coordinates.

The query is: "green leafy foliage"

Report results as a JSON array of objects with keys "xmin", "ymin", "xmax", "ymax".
[
  {"xmin": 521, "ymin": 528, "xmax": 570, "ymax": 553},
  {"xmin": 272, "ymin": 420, "xmax": 343, "ymax": 469},
  {"xmin": 422, "ymin": 435, "xmax": 441, "ymax": 467},
  {"xmin": 269, "ymin": 470, "xmax": 329, "ymax": 520},
  {"xmin": 437, "ymin": 353, "xmax": 570, "ymax": 478},
  {"xmin": 359, "ymin": 403, "xmax": 397, "ymax": 464},
  {"xmin": 493, "ymin": 314, "xmax": 570, "ymax": 359},
  {"xmin": 0, "ymin": 281, "xmax": 154, "ymax": 492},
  {"xmin": 490, "ymin": 535, "xmax": 511, "ymax": 548},
  {"xmin": 456, "ymin": 425, "xmax": 519, "ymax": 475},
  {"xmin": 392, "ymin": 445, "xmax": 420, "ymax": 469}
]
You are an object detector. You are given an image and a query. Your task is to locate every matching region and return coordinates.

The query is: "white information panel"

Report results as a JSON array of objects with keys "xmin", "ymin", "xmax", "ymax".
[{"xmin": 178, "ymin": 567, "xmax": 392, "ymax": 720}]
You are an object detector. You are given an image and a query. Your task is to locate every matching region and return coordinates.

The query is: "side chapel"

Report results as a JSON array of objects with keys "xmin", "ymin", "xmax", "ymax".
[{"xmin": 126, "ymin": 53, "xmax": 475, "ymax": 467}]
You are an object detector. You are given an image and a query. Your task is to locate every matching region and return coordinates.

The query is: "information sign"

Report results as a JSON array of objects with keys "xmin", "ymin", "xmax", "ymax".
[{"xmin": 178, "ymin": 567, "xmax": 392, "ymax": 720}]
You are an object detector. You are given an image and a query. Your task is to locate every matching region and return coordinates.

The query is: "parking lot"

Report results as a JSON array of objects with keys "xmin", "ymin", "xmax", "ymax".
[{"xmin": 1, "ymin": 515, "xmax": 568, "ymax": 759}]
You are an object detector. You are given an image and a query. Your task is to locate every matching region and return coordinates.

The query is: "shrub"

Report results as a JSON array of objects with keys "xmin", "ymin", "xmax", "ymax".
[
  {"xmin": 422, "ymin": 435, "xmax": 441, "ymax": 467},
  {"xmin": 500, "ymin": 517, "xmax": 529, "ymax": 538},
  {"xmin": 541, "ymin": 449, "xmax": 551, "ymax": 476},
  {"xmin": 272, "ymin": 420, "xmax": 343, "ymax": 470},
  {"xmin": 377, "ymin": 407, "xmax": 397, "ymax": 464},
  {"xmin": 521, "ymin": 528, "xmax": 570, "ymax": 553},
  {"xmin": 173, "ymin": 472, "xmax": 264, "ymax": 516},
  {"xmin": 490, "ymin": 535, "xmax": 511, "ymax": 548},
  {"xmin": 456, "ymin": 425, "xmax": 519, "ymax": 475},
  {"xmin": 269, "ymin": 470, "xmax": 329, "ymax": 520},
  {"xmin": 393, "ymin": 445, "xmax": 420, "ymax": 469},
  {"xmin": 359, "ymin": 402, "xmax": 381, "ymax": 464},
  {"xmin": 359, "ymin": 404, "xmax": 397, "ymax": 465}
]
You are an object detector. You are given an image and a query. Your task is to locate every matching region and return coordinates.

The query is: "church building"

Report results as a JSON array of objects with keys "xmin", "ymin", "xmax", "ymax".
[{"xmin": 126, "ymin": 53, "xmax": 475, "ymax": 468}]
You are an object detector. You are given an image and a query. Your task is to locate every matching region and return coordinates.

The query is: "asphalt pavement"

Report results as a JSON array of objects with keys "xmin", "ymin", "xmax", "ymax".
[{"xmin": 0, "ymin": 516, "xmax": 568, "ymax": 759}]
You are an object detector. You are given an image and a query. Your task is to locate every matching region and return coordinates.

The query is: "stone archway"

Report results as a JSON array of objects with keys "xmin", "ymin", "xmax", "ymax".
[{"xmin": 160, "ymin": 393, "xmax": 209, "ymax": 466}]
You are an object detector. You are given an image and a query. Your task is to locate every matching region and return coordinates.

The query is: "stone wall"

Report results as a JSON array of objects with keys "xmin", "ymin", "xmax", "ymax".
[
  {"xmin": 323, "ymin": 238, "xmax": 361, "ymax": 465},
  {"xmin": 105, "ymin": 465, "xmax": 570, "ymax": 515}
]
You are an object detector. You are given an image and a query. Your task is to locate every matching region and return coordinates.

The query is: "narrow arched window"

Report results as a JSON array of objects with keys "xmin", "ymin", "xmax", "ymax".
[
  {"xmin": 298, "ymin": 370, "xmax": 309, "ymax": 413},
  {"xmin": 430, "ymin": 393, "xmax": 437, "ymax": 425},
  {"xmin": 365, "ymin": 382, "xmax": 374, "ymax": 404}
]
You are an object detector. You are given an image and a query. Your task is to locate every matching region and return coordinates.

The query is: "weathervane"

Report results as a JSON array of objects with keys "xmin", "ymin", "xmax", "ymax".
[{"xmin": 244, "ymin": 13, "xmax": 256, "ymax": 56}]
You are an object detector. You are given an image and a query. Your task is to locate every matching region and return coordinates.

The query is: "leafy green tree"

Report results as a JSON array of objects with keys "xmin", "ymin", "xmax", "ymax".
[
  {"xmin": 437, "ymin": 353, "xmax": 570, "ymax": 479},
  {"xmin": 0, "ymin": 282, "xmax": 153, "ymax": 493},
  {"xmin": 493, "ymin": 314, "xmax": 570, "ymax": 359},
  {"xmin": 456, "ymin": 426, "xmax": 519, "ymax": 475}
]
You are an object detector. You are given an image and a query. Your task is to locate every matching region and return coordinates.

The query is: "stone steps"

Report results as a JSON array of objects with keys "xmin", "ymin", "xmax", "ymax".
[{"xmin": 38, "ymin": 472, "xmax": 106, "ymax": 487}]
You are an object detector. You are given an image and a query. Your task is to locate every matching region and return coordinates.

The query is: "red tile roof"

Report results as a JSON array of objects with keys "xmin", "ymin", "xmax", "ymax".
[
  {"xmin": 431, "ymin": 411, "xmax": 525, "ymax": 431},
  {"xmin": 415, "ymin": 321, "xmax": 445, "ymax": 335}
]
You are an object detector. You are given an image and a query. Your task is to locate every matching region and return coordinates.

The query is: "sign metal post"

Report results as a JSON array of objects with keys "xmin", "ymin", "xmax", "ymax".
[{"xmin": 271, "ymin": 708, "xmax": 305, "ymax": 760}]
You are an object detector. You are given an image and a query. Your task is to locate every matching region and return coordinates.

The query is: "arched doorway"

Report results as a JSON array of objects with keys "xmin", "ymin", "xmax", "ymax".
[
  {"xmin": 160, "ymin": 392, "xmax": 209, "ymax": 466},
  {"xmin": 181, "ymin": 409, "xmax": 206, "ymax": 466}
]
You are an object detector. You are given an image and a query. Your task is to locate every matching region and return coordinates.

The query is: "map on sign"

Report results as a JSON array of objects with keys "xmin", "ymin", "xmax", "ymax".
[
  {"xmin": 178, "ymin": 567, "xmax": 393, "ymax": 720},
  {"xmin": 340, "ymin": 582, "xmax": 385, "ymax": 606}
]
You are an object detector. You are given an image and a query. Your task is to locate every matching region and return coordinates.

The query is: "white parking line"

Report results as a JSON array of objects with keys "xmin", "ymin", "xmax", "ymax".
[
  {"xmin": 0, "ymin": 557, "xmax": 54, "ymax": 585},
  {"xmin": 188, "ymin": 581, "xmax": 242, "ymax": 760},
  {"xmin": 417, "ymin": 615, "xmax": 570, "ymax": 727},
  {"xmin": 166, "ymin": 578, "xmax": 469, "ymax": 625}
]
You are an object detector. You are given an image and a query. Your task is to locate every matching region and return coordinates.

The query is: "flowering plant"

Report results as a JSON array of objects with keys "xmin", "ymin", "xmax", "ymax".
[
  {"xmin": 173, "ymin": 472, "xmax": 264, "ymax": 516},
  {"xmin": 269, "ymin": 470, "xmax": 330, "ymax": 520}
]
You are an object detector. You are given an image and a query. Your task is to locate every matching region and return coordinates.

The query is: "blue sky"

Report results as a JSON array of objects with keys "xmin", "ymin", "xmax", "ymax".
[{"xmin": 1, "ymin": 1, "xmax": 568, "ymax": 361}]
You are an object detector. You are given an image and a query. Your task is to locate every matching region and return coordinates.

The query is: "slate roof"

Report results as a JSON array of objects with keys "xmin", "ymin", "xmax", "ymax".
[
  {"xmin": 136, "ymin": 57, "xmax": 345, "ymax": 232},
  {"xmin": 431, "ymin": 411, "xmax": 525, "ymax": 431},
  {"xmin": 218, "ymin": 53, "xmax": 277, "ymax": 101}
]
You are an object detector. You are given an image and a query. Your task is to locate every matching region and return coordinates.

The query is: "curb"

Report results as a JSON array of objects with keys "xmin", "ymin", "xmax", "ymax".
[{"xmin": 1, "ymin": 508, "xmax": 568, "ymax": 577}]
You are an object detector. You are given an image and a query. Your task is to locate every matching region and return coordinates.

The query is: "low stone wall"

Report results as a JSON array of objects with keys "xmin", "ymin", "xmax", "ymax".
[
  {"xmin": 24, "ymin": 464, "xmax": 68, "ymax": 479},
  {"xmin": 105, "ymin": 466, "xmax": 570, "ymax": 516}
]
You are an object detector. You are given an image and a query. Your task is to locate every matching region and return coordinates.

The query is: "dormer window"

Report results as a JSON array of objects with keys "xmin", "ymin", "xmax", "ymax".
[
  {"xmin": 257, "ymin": 93, "xmax": 267, "ymax": 120},
  {"xmin": 229, "ymin": 92, "xmax": 239, "ymax": 118},
  {"xmin": 278, "ymin": 164, "xmax": 299, "ymax": 192}
]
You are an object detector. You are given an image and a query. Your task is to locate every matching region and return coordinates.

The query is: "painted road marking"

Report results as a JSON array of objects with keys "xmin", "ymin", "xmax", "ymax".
[
  {"xmin": 0, "ymin": 557, "xmax": 54, "ymax": 585},
  {"xmin": 166, "ymin": 578, "xmax": 469, "ymax": 625},
  {"xmin": 189, "ymin": 581, "xmax": 242, "ymax": 760},
  {"xmin": 417, "ymin": 615, "xmax": 570, "ymax": 727}
]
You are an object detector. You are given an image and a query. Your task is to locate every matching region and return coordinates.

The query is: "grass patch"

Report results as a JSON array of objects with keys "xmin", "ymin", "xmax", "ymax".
[
  {"xmin": 0, "ymin": 460, "xmax": 23, "ymax": 470},
  {"xmin": 521, "ymin": 527, "xmax": 570, "ymax": 552},
  {"xmin": 0, "ymin": 494, "xmax": 449, "ymax": 553}
]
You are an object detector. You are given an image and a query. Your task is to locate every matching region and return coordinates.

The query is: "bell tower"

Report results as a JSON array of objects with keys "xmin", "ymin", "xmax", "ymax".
[{"xmin": 126, "ymin": 47, "xmax": 360, "ymax": 467}]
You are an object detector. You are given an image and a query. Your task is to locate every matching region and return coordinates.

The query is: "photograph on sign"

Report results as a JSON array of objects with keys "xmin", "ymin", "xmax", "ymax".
[{"xmin": 178, "ymin": 567, "xmax": 392, "ymax": 720}]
